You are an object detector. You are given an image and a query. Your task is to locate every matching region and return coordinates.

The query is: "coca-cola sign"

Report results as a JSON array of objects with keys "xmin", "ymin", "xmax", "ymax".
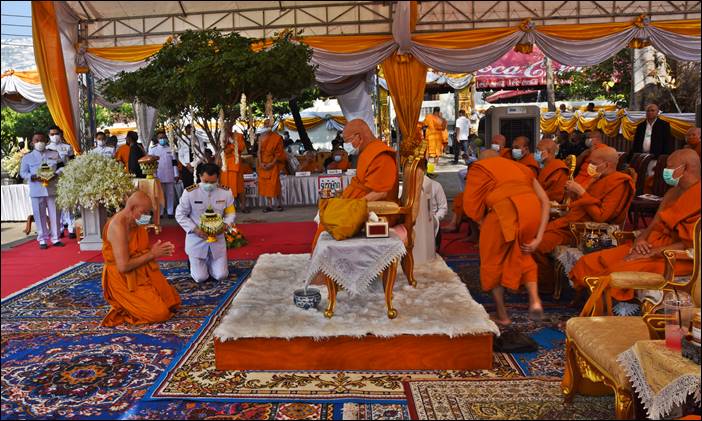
[{"xmin": 476, "ymin": 46, "xmax": 581, "ymax": 89}]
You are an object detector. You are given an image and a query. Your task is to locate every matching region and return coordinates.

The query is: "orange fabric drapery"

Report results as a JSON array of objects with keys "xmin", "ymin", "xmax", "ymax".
[
  {"xmin": 1, "ymin": 69, "xmax": 42, "ymax": 84},
  {"xmin": 536, "ymin": 21, "xmax": 634, "ymax": 40},
  {"xmin": 651, "ymin": 19, "xmax": 701, "ymax": 36},
  {"xmin": 300, "ymin": 34, "xmax": 394, "ymax": 53},
  {"xmin": 381, "ymin": 53, "xmax": 427, "ymax": 156},
  {"xmin": 32, "ymin": 1, "xmax": 80, "ymax": 153},
  {"xmin": 86, "ymin": 44, "xmax": 164, "ymax": 62},
  {"xmin": 412, "ymin": 27, "xmax": 519, "ymax": 49}
]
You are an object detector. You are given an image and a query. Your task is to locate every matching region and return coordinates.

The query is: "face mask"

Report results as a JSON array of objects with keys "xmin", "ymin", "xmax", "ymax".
[
  {"xmin": 491, "ymin": 144, "xmax": 500, "ymax": 152},
  {"xmin": 585, "ymin": 138, "xmax": 593, "ymax": 148},
  {"xmin": 135, "ymin": 214, "xmax": 152, "ymax": 225},
  {"xmin": 343, "ymin": 142, "xmax": 358, "ymax": 156},
  {"xmin": 49, "ymin": 135, "xmax": 59, "ymax": 143},
  {"xmin": 96, "ymin": 140, "xmax": 104, "ymax": 147},
  {"xmin": 662, "ymin": 165, "xmax": 683, "ymax": 186},
  {"xmin": 200, "ymin": 182, "xmax": 217, "ymax": 193},
  {"xmin": 159, "ymin": 138, "xmax": 167, "ymax": 146},
  {"xmin": 511, "ymin": 148, "xmax": 523, "ymax": 160},
  {"xmin": 534, "ymin": 151, "xmax": 543, "ymax": 163},
  {"xmin": 34, "ymin": 142, "xmax": 46, "ymax": 152},
  {"xmin": 587, "ymin": 163, "xmax": 600, "ymax": 177},
  {"xmin": 334, "ymin": 155, "xmax": 342, "ymax": 162}
]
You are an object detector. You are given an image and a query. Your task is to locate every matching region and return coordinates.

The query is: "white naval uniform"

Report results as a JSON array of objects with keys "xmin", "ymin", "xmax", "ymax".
[
  {"xmin": 47, "ymin": 140, "xmax": 76, "ymax": 234},
  {"xmin": 175, "ymin": 184, "xmax": 236, "ymax": 282},
  {"xmin": 90, "ymin": 145, "xmax": 115, "ymax": 158},
  {"xmin": 19, "ymin": 149, "xmax": 62, "ymax": 244},
  {"xmin": 149, "ymin": 144, "xmax": 179, "ymax": 216}
]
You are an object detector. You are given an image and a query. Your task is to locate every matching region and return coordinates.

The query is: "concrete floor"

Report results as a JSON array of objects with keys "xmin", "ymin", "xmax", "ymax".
[{"xmin": 1, "ymin": 155, "xmax": 465, "ymax": 249}]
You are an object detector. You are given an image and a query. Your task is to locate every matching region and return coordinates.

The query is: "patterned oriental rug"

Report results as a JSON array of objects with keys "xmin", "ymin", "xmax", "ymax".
[{"xmin": 1, "ymin": 255, "xmax": 614, "ymax": 420}]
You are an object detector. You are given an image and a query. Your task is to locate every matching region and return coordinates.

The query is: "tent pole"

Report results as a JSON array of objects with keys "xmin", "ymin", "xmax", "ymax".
[{"xmin": 87, "ymin": 73, "xmax": 96, "ymax": 146}]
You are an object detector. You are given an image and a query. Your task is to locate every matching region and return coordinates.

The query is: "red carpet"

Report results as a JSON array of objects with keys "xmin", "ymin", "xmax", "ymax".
[
  {"xmin": 438, "ymin": 222, "xmax": 479, "ymax": 256},
  {"xmin": 1, "ymin": 221, "xmax": 317, "ymax": 299}
]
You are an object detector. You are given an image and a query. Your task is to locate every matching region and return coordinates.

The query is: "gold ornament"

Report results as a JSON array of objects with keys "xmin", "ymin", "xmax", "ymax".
[
  {"xmin": 199, "ymin": 206, "xmax": 225, "ymax": 243},
  {"xmin": 37, "ymin": 162, "xmax": 56, "ymax": 187},
  {"xmin": 138, "ymin": 155, "xmax": 159, "ymax": 179}
]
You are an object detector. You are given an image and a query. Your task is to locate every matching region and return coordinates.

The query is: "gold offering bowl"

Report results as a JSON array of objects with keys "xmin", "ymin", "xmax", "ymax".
[
  {"xmin": 37, "ymin": 163, "xmax": 56, "ymax": 187},
  {"xmin": 138, "ymin": 155, "xmax": 160, "ymax": 179},
  {"xmin": 199, "ymin": 207, "xmax": 225, "ymax": 243}
]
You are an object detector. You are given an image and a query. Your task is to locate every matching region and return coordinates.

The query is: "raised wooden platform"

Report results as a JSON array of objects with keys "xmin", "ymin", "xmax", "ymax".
[{"xmin": 214, "ymin": 333, "xmax": 493, "ymax": 371}]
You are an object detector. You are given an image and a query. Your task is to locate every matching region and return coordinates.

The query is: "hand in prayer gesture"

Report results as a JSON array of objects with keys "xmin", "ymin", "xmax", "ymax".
[{"xmin": 151, "ymin": 240, "xmax": 175, "ymax": 258}]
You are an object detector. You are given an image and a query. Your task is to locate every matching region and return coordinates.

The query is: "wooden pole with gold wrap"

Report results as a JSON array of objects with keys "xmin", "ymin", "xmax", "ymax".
[{"xmin": 563, "ymin": 154, "xmax": 577, "ymax": 206}]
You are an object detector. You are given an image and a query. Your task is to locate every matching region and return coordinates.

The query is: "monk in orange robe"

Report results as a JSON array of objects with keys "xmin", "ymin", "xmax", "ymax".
[
  {"xmin": 572, "ymin": 130, "xmax": 608, "ymax": 189},
  {"xmin": 101, "ymin": 191, "xmax": 181, "ymax": 327},
  {"xmin": 510, "ymin": 136, "xmax": 539, "ymax": 176},
  {"xmin": 297, "ymin": 150, "xmax": 324, "ymax": 173},
  {"xmin": 257, "ymin": 122, "xmax": 287, "ymax": 212},
  {"xmin": 490, "ymin": 134, "xmax": 512, "ymax": 159},
  {"xmin": 311, "ymin": 119, "xmax": 398, "ymax": 249},
  {"xmin": 534, "ymin": 146, "xmax": 635, "ymax": 292},
  {"xmin": 221, "ymin": 130, "xmax": 249, "ymax": 213},
  {"xmin": 326, "ymin": 149, "xmax": 350, "ymax": 171},
  {"xmin": 536, "ymin": 138, "xmax": 569, "ymax": 202},
  {"xmin": 424, "ymin": 107, "xmax": 447, "ymax": 164},
  {"xmin": 570, "ymin": 149, "xmax": 701, "ymax": 301},
  {"xmin": 463, "ymin": 150, "xmax": 551, "ymax": 326},
  {"xmin": 685, "ymin": 127, "xmax": 701, "ymax": 158},
  {"xmin": 115, "ymin": 142, "xmax": 131, "ymax": 173}
]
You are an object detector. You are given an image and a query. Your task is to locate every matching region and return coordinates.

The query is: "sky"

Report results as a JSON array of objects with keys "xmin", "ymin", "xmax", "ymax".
[{"xmin": 1, "ymin": 1, "xmax": 35, "ymax": 71}]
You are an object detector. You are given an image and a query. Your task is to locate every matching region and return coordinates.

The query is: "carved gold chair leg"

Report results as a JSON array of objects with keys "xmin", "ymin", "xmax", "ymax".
[
  {"xmin": 383, "ymin": 259, "xmax": 399, "ymax": 319},
  {"xmin": 580, "ymin": 276, "xmax": 610, "ymax": 317},
  {"xmin": 553, "ymin": 260, "xmax": 565, "ymax": 301},
  {"xmin": 401, "ymin": 253, "xmax": 416, "ymax": 287},
  {"xmin": 323, "ymin": 275, "xmax": 337, "ymax": 319},
  {"xmin": 561, "ymin": 338, "xmax": 581, "ymax": 403},
  {"xmin": 613, "ymin": 387, "xmax": 635, "ymax": 420}
]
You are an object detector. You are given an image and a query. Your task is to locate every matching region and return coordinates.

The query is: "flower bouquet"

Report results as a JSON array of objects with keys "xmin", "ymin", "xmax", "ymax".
[
  {"xmin": 199, "ymin": 206, "xmax": 225, "ymax": 243},
  {"xmin": 1, "ymin": 150, "xmax": 23, "ymax": 179},
  {"xmin": 225, "ymin": 224, "xmax": 248, "ymax": 249},
  {"xmin": 37, "ymin": 162, "xmax": 56, "ymax": 187},
  {"xmin": 56, "ymin": 154, "xmax": 136, "ymax": 210}
]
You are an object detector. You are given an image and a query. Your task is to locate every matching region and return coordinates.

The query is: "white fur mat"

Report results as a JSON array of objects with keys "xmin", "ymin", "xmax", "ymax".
[{"xmin": 214, "ymin": 253, "xmax": 499, "ymax": 341}]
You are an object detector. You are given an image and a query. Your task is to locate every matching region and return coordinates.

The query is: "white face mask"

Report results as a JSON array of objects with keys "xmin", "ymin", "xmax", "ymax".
[
  {"xmin": 491, "ymin": 144, "xmax": 501, "ymax": 152},
  {"xmin": 34, "ymin": 142, "xmax": 46, "ymax": 152},
  {"xmin": 135, "ymin": 213, "xmax": 151, "ymax": 225},
  {"xmin": 49, "ymin": 135, "xmax": 60, "ymax": 144},
  {"xmin": 96, "ymin": 140, "xmax": 104, "ymax": 147},
  {"xmin": 200, "ymin": 182, "xmax": 217, "ymax": 193},
  {"xmin": 343, "ymin": 142, "xmax": 358, "ymax": 156}
]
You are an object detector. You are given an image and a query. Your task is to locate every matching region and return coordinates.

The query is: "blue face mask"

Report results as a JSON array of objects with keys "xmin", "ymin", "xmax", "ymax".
[
  {"xmin": 200, "ymin": 182, "xmax": 217, "ymax": 193},
  {"xmin": 534, "ymin": 151, "xmax": 543, "ymax": 163},
  {"xmin": 159, "ymin": 138, "xmax": 167, "ymax": 146},
  {"xmin": 511, "ymin": 148, "xmax": 523, "ymax": 160},
  {"xmin": 334, "ymin": 155, "xmax": 342, "ymax": 162},
  {"xmin": 662, "ymin": 165, "xmax": 683, "ymax": 186},
  {"xmin": 135, "ymin": 214, "xmax": 152, "ymax": 225}
]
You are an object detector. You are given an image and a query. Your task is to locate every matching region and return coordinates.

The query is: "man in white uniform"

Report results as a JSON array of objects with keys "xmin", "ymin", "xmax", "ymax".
[
  {"xmin": 47, "ymin": 126, "xmax": 76, "ymax": 239},
  {"xmin": 175, "ymin": 163, "xmax": 236, "ymax": 283},
  {"xmin": 453, "ymin": 109, "xmax": 471, "ymax": 164},
  {"xmin": 20, "ymin": 132, "xmax": 65, "ymax": 249},
  {"xmin": 149, "ymin": 130, "xmax": 180, "ymax": 218},
  {"xmin": 89, "ymin": 131, "xmax": 115, "ymax": 158}
]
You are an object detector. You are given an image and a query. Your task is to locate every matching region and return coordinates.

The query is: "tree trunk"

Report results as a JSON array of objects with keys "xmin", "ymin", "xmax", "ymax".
[
  {"xmin": 289, "ymin": 96, "xmax": 314, "ymax": 151},
  {"xmin": 545, "ymin": 57, "xmax": 556, "ymax": 112}
]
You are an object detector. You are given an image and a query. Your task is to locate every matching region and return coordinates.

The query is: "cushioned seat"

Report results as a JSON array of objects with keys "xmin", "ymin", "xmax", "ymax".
[
  {"xmin": 566, "ymin": 317, "xmax": 651, "ymax": 387},
  {"xmin": 367, "ymin": 201, "xmax": 400, "ymax": 214},
  {"xmin": 609, "ymin": 271, "xmax": 666, "ymax": 290}
]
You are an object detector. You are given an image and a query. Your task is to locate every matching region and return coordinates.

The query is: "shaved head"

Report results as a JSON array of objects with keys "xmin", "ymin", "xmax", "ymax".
[
  {"xmin": 126, "ymin": 191, "xmax": 151, "ymax": 210},
  {"xmin": 685, "ymin": 127, "xmax": 700, "ymax": 146},
  {"xmin": 589, "ymin": 146, "xmax": 618, "ymax": 176},
  {"xmin": 668, "ymin": 148, "xmax": 701, "ymax": 175},
  {"xmin": 537, "ymin": 138, "xmax": 558, "ymax": 156},
  {"xmin": 343, "ymin": 119, "xmax": 376, "ymax": 149},
  {"xmin": 588, "ymin": 130, "xmax": 603, "ymax": 146},
  {"xmin": 512, "ymin": 136, "xmax": 530, "ymax": 152},
  {"xmin": 479, "ymin": 149, "xmax": 499, "ymax": 160},
  {"xmin": 492, "ymin": 134, "xmax": 506, "ymax": 147}
]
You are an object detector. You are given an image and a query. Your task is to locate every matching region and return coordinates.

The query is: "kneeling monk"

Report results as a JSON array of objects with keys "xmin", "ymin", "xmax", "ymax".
[
  {"xmin": 463, "ymin": 150, "xmax": 551, "ymax": 326},
  {"xmin": 311, "ymin": 119, "xmax": 398, "ymax": 249},
  {"xmin": 101, "ymin": 191, "xmax": 181, "ymax": 327},
  {"xmin": 570, "ymin": 149, "xmax": 701, "ymax": 301}
]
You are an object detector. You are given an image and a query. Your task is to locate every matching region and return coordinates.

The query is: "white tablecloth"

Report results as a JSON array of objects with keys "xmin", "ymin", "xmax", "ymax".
[
  {"xmin": 1, "ymin": 184, "xmax": 33, "ymax": 221},
  {"xmin": 244, "ymin": 174, "xmax": 353, "ymax": 208},
  {"xmin": 304, "ymin": 231, "xmax": 407, "ymax": 295}
]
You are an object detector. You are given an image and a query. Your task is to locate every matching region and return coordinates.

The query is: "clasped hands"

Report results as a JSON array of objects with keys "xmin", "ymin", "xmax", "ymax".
[
  {"xmin": 564, "ymin": 180, "xmax": 586, "ymax": 197},
  {"xmin": 150, "ymin": 240, "xmax": 175, "ymax": 258}
]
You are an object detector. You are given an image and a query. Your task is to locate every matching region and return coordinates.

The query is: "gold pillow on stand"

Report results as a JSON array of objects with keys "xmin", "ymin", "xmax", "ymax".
[{"xmin": 319, "ymin": 198, "xmax": 368, "ymax": 240}]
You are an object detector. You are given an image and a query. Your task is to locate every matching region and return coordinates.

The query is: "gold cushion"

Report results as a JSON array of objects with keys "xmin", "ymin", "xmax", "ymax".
[
  {"xmin": 367, "ymin": 201, "xmax": 400, "ymax": 214},
  {"xmin": 566, "ymin": 317, "xmax": 651, "ymax": 387},
  {"xmin": 609, "ymin": 271, "xmax": 666, "ymax": 290}
]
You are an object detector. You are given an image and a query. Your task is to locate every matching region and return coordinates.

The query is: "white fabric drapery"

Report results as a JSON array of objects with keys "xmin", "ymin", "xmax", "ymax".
[
  {"xmin": 133, "ymin": 101, "xmax": 159, "ymax": 152},
  {"xmin": 1, "ymin": 73, "xmax": 45, "ymax": 112},
  {"xmin": 336, "ymin": 76, "xmax": 377, "ymax": 135}
]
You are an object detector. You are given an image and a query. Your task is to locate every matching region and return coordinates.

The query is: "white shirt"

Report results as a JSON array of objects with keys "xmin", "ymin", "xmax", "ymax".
[
  {"xmin": 455, "ymin": 116, "xmax": 471, "ymax": 141},
  {"xmin": 46, "ymin": 140, "xmax": 74, "ymax": 164},
  {"xmin": 149, "ymin": 144, "xmax": 179, "ymax": 183},
  {"xmin": 643, "ymin": 118, "xmax": 656, "ymax": 153},
  {"xmin": 20, "ymin": 149, "xmax": 62, "ymax": 198},
  {"xmin": 422, "ymin": 176, "xmax": 448, "ymax": 236},
  {"xmin": 90, "ymin": 145, "xmax": 115, "ymax": 158}
]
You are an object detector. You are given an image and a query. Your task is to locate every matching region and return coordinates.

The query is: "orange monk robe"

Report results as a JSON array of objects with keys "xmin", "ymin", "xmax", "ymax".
[
  {"xmin": 513, "ymin": 153, "xmax": 540, "ymax": 176},
  {"xmin": 536, "ymin": 171, "xmax": 635, "ymax": 254},
  {"xmin": 101, "ymin": 220, "xmax": 181, "ymax": 327},
  {"xmin": 573, "ymin": 143, "xmax": 607, "ymax": 188},
  {"xmin": 115, "ymin": 144, "xmax": 131, "ymax": 173},
  {"xmin": 257, "ymin": 131, "xmax": 287, "ymax": 198},
  {"xmin": 424, "ymin": 114, "xmax": 447, "ymax": 158},
  {"xmin": 298, "ymin": 159, "xmax": 324, "ymax": 173},
  {"xmin": 312, "ymin": 140, "xmax": 398, "ymax": 249},
  {"xmin": 537, "ymin": 159, "xmax": 569, "ymax": 202},
  {"xmin": 463, "ymin": 157, "xmax": 541, "ymax": 291},
  {"xmin": 570, "ymin": 181, "xmax": 701, "ymax": 301},
  {"xmin": 221, "ymin": 133, "xmax": 246, "ymax": 196},
  {"xmin": 452, "ymin": 191, "xmax": 465, "ymax": 220},
  {"xmin": 499, "ymin": 148, "xmax": 512, "ymax": 159},
  {"xmin": 327, "ymin": 156, "xmax": 350, "ymax": 171}
]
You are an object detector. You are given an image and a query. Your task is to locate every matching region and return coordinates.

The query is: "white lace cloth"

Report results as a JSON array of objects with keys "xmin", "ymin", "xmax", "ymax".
[
  {"xmin": 553, "ymin": 245, "xmax": 583, "ymax": 277},
  {"xmin": 305, "ymin": 231, "xmax": 407, "ymax": 296}
]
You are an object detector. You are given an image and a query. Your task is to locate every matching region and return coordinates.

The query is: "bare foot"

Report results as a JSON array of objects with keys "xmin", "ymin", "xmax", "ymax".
[{"xmin": 490, "ymin": 315, "xmax": 512, "ymax": 327}]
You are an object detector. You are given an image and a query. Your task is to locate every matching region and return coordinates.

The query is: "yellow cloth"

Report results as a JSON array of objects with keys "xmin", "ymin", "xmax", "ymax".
[
  {"xmin": 1, "ymin": 69, "xmax": 41, "ymax": 84},
  {"xmin": 86, "ymin": 44, "xmax": 164, "ymax": 62},
  {"xmin": 32, "ymin": 1, "xmax": 80, "ymax": 154},
  {"xmin": 381, "ymin": 54, "xmax": 427, "ymax": 157},
  {"xmin": 413, "ymin": 27, "xmax": 519, "ymax": 49},
  {"xmin": 319, "ymin": 198, "xmax": 368, "ymax": 240}
]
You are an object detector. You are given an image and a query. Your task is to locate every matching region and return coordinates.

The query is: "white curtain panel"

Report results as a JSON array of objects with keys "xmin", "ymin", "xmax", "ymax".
[
  {"xmin": 134, "ymin": 101, "xmax": 159, "ymax": 152},
  {"xmin": 336, "ymin": 75, "xmax": 377, "ymax": 136},
  {"xmin": 645, "ymin": 26, "xmax": 701, "ymax": 62},
  {"xmin": 84, "ymin": 54, "xmax": 149, "ymax": 80},
  {"xmin": 311, "ymin": 41, "xmax": 397, "ymax": 81},
  {"xmin": 1, "ymin": 74, "xmax": 46, "ymax": 104},
  {"xmin": 1, "ymin": 96, "xmax": 42, "ymax": 113},
  {"xmin": 532, "ymin": 29, "xmax": 637, "ymax": 66}
]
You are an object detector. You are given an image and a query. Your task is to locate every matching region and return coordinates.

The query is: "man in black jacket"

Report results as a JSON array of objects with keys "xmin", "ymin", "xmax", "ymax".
[{"xmin": 626, "ymin": 103, "xmax": 673, "ymax": 163}]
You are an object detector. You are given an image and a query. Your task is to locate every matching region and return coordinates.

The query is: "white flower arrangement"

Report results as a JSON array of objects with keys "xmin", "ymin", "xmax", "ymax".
[
  {"xmin": 1, "ymin": 150, "xmax": 23, "ymax": 178},
  {"xmin": 57, "ymin": 153, "xmax": 136, "ymax": 211}
]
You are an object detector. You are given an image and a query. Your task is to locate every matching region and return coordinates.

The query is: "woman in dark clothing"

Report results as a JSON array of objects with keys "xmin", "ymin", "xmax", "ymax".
[{"xmin": 126, "ymin": 131, "xmax": 146, "ymax": 178}]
